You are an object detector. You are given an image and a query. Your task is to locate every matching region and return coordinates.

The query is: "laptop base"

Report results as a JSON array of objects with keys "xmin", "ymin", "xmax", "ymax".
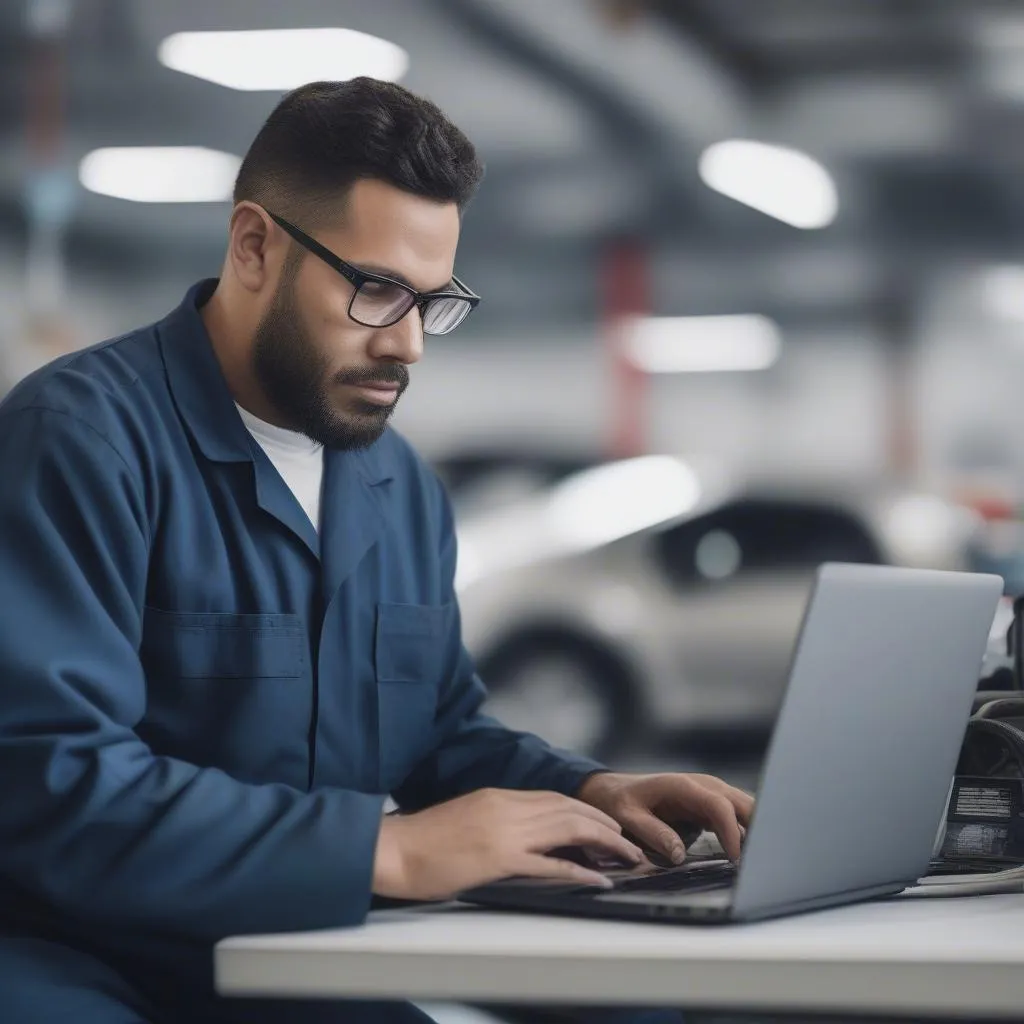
[{"xmin": 461, "ymin": 878, "xmax": 910, "ymax": 925}]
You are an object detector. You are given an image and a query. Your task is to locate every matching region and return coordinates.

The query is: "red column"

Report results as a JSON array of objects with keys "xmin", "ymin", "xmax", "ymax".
[
  {"xmin": 23, "ymin": 0, "xmax": 73, "ymax": 317},
  {"xmin": 602, "ymin": 239, "xmax": 650, "ymax": 460},
  {"xmin": 877, "ymin": 281, "xmax": 918, "ymax": 482}
]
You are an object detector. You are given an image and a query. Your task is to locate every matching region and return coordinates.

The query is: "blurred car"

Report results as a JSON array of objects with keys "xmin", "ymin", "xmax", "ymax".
[
  {"xmin": 448, "ymin": 454, "xmax": 983, "ymax": 758},
  {"xmin": 433, "ymin": 447, "xmax": 600, "ymax": 518}
]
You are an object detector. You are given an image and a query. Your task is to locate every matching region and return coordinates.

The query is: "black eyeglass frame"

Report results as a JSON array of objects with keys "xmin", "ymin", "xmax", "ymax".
[{"xmin": 267, "ymin": 211, "xmax": 480, "ymax": 334}]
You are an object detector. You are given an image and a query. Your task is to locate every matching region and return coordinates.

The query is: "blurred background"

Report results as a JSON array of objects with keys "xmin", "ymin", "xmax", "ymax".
[{"xmin": 5, "ymin": 0, "xmax": 1024, "ymax": 789}]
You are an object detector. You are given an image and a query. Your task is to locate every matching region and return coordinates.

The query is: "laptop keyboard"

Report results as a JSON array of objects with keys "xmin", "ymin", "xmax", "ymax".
[{"xmin": 612, "ymin": 858, "xmax": 736, "ymax": 893}]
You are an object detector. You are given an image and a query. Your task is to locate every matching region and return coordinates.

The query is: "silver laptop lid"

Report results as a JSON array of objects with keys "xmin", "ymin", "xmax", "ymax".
[{"xmin": 733, "ymin": 563, "xmax": 1003, "ymax": 917}]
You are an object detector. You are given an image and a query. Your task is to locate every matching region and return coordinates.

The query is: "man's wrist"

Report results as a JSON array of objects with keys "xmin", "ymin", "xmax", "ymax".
[
  {"xmin": 371, "ymin": 815, "xmax": 409, "ymax": 898},
  {"xmin": 575, "ymin": 769, "xmax": 618, "ymax": 804}
]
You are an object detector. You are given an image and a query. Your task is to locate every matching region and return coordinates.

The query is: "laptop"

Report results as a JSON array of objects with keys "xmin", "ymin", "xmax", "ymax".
[{"xmin": 462, "ymin": 563, "xmax": 1003, "ymax": 924}]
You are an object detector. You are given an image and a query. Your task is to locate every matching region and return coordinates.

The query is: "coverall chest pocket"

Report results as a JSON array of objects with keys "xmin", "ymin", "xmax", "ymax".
[
  {"xmin": 375, "ymin": 601, "xmax": 451, "ymax": 791},
  {"xmin": 139, "ymin": 607, "xmax": 312, "ymax": 787}
]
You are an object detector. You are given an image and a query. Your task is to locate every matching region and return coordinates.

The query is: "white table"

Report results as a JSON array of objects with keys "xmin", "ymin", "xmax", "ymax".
[{"xmin": 216, "ymin": 895, "xmax": 1024, "ymax": 1018}]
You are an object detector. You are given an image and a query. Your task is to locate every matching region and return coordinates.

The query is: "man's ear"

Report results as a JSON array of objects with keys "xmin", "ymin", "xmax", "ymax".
[{"xmin": 227, "ymin": 202, "xmax": 278, "ymax": 294}]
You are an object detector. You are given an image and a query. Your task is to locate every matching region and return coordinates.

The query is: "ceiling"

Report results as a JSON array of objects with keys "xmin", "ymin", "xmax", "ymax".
[{"xmin": 3, "ymin": 0, "xmax": 1024, "ymax": 332}]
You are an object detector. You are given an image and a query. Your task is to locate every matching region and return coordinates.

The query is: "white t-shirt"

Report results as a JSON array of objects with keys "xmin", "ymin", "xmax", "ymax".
[{"xmin": 236, "ymin": 404, "xmax": 324, "ymax": 531}]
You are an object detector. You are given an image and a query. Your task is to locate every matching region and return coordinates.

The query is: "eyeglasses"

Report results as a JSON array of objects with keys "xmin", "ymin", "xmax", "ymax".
[{"xmin": 267, "ymin": 211, "xmax": 480, "ymax": 336}]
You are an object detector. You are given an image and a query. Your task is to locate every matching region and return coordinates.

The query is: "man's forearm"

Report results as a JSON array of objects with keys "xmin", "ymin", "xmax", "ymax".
[
  {"xmin": 0, "ymin": 742, "xmax": 387, "ymax": 943},
  {"xmin": 392, "ymin": 706, "xmax": 606, "ymax": 811}
]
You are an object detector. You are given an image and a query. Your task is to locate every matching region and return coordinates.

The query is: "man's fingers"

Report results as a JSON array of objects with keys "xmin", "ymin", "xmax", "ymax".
[
  {"xmin": 618, "ymin": 808, "xmax": 686, "ymax": 865},
  {"xmin": 520, "ymin": 854, "xmax": 613, "ymax": 890},
  {"xmin": 698, "ymin": 777, "xmax": 755, "ymax": 825},
  {"xmin": 533, "ymin": 814, "xmax": 644, "ymax": 865},
  {"xmin": 653, "ymin": 784, "xmax": 744, "ymax": 862},
  {"xmin": 539, "ymin": 793, "xmax": 624, "ymax": 834},
  {"xmin": 719, "ymin": 784, "xmax": 755, "ymax": 826},
  {"xmin": 693, "ymin": 791, "xmax": 744, "ymax": 862}
]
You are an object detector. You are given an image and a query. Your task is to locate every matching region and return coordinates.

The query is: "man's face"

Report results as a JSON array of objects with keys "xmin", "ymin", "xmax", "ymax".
[{"xmin": 252, "ymin": 178, "xmax": 461, "ymax": 449}]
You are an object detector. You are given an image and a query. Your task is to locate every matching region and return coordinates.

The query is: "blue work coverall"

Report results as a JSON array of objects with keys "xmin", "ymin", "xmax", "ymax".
[{"xmin": 0, "ymin": 279, "xmax": 605, "ymax": 1022}]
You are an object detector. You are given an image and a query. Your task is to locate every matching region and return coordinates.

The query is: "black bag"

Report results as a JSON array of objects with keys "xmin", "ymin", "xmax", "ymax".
[
  {"xmin": 958, "ymin": 700, "xmax": 1024, "ymax": 779},
  {"xmin": 941, "ymin": 598, "xmax": 1024, "ymax": 864}
]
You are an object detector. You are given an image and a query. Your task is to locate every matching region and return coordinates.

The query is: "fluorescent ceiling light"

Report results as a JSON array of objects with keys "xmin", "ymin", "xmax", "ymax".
[
  {"xmin": 158, "ymin": 29, "xmax": 409, "ymax": 91},
  {"xmin": 987, "ymin": 62, "xmax": 1024, "ymax": 102},
  {"xmin": 975, "ymin": 15, "xmax": 1024, "ymax": 52},
  {"xmin": 624, "ymin": 314, "xmax": 782, "ymax": 374},
  {"xmin": 699, "ymin": 140, "xmax": 838, "ymax": 229},
  {"xmin": 979, "ymin": 265, "xmax": 1024, "ymax": 322},
  {"xmin": 974, "ymin": 17, "xmax": 1024, "ymax": 101},
  {"xmin": 79, "ymin": 147, "xmax": 241, "ymax": 203}
]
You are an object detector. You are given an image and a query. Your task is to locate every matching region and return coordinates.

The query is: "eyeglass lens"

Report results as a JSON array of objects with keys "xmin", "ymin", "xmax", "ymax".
[{"xmin": 350, "ymin": 280, "xmax": 472, "ymax": 336}]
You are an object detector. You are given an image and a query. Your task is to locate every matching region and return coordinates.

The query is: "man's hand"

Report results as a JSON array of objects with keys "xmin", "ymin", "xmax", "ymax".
[
  {"xmin": 576, "ymin": 772, "xmax": 754, "ymax": 865},
  {"xmin": 372, "ymin": 788, "xmax": 647, "ymax": 901}
]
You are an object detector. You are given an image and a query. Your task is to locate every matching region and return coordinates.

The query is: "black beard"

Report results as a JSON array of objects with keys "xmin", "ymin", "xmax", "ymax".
[{"xmin": 251, "ymin": 277, "xmax": 408, "ymax": 450}]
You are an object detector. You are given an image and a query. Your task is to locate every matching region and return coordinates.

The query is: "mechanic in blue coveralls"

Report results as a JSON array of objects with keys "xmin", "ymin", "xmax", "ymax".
[{"xmin": 0, "ymin": 78, "xmax": 752, "ymax": 1023}]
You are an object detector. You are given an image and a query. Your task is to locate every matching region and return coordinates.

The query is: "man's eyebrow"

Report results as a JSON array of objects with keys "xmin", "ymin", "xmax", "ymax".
[{"xmin": 356, "ymin": 262, "xmax": 454, "ymax": 294}]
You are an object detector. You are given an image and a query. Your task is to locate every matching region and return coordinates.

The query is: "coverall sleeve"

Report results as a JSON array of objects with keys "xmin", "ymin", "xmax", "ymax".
[
  {"xmin": 392, "ymin": 473, "xmax": 606, "ymax": 813},
  {"xmin": 0, "ymin": 407, "xmax": 385, "ymax": 942}
]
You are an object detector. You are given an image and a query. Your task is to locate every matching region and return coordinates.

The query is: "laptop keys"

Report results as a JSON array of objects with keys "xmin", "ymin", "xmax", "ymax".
[{"xmin": 612, "ymin": 859, "xmax": 736, "ymax": 893}]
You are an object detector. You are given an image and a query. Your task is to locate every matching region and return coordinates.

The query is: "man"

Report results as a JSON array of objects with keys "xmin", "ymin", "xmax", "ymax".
[{"xmin": 0, "ymin": 79, "xmax": 751, "ymax": 1023}]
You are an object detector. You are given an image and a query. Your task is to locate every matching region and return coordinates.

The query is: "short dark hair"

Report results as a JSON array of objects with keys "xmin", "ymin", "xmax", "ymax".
[{"xmin": 233, "ymin": 77, "xmax": 484, "ymax": 225}]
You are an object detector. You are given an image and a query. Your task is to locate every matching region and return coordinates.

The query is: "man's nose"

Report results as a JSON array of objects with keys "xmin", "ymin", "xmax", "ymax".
[{"xmin": 370, "ymin": 306, "xmax": 424, "ymax": 366}]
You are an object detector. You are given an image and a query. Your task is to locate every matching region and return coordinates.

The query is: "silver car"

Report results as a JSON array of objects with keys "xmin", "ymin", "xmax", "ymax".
[{"xmin": 447, "ymin": 454, "xmax": 981, "ymax": 757}]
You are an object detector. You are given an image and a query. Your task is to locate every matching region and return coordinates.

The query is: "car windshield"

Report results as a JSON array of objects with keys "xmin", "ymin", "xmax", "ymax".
[{"xmin": 434, "ymin": 452, "xmax": 598, "ymax": 516}]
